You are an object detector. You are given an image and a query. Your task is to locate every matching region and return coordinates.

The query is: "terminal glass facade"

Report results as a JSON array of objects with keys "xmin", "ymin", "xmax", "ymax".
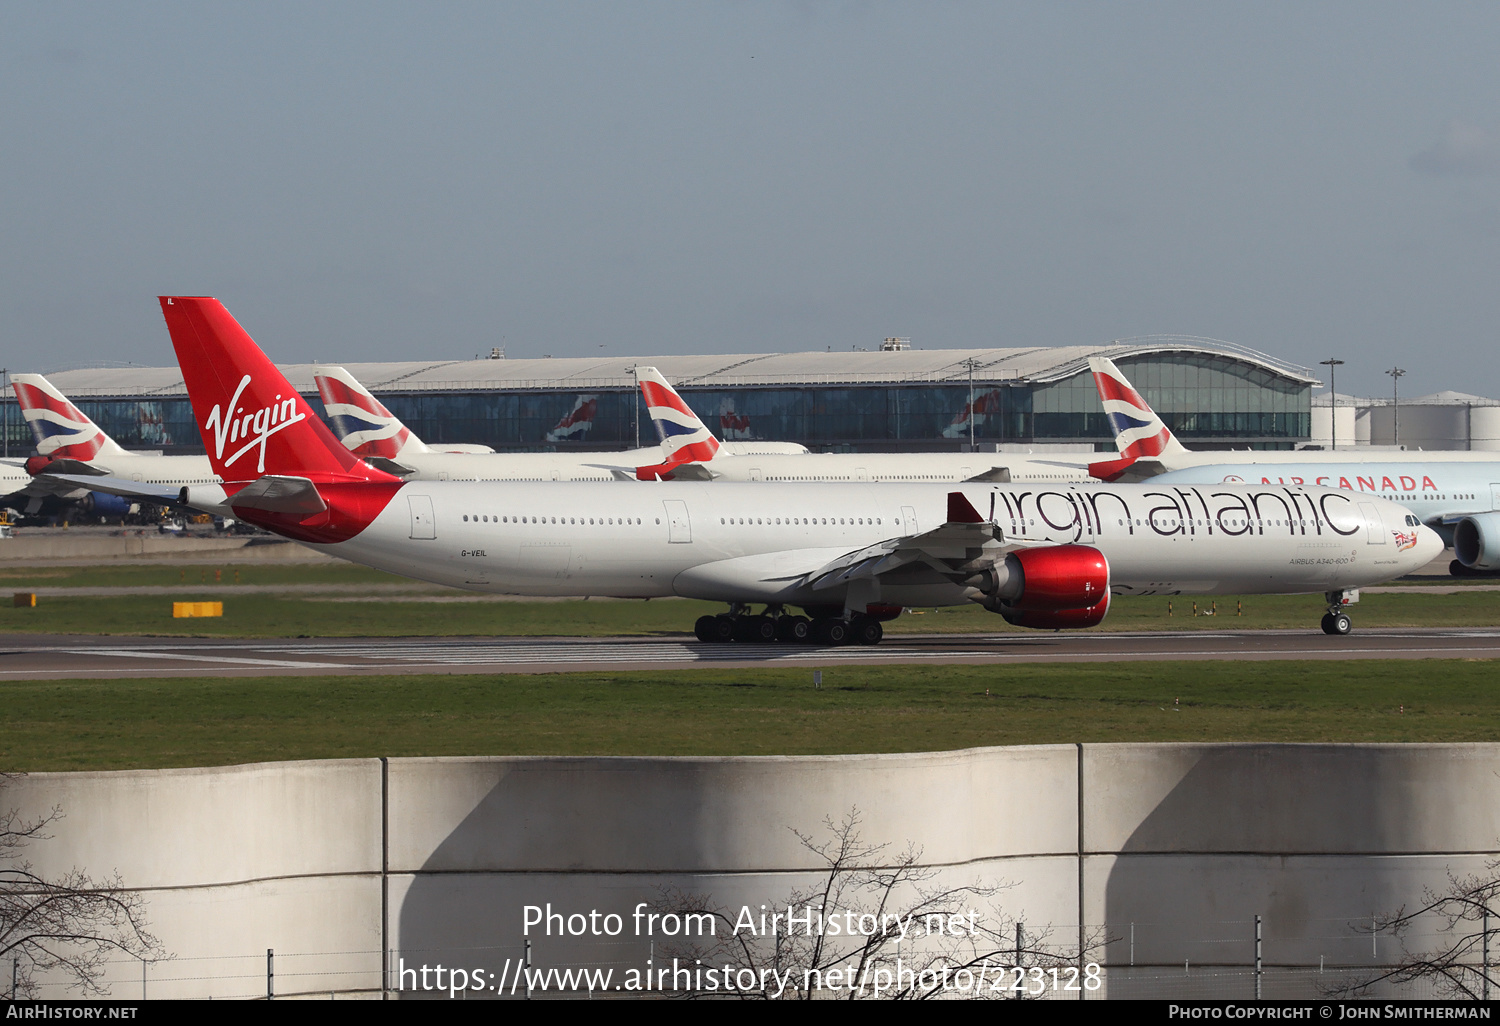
[{"xmin": 53, "ymin": 352, "xmax": 1310, "ymax": 455}]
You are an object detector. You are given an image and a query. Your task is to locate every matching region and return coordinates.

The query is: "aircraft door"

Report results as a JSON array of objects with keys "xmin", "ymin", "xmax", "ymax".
[
  {"xmin": 663, "ymin": 499, "xmax": 692, "ymax": 543},
  {"xmin": 1491, "ymin": 484, "xmax": 1500, "ymax": 510},
  {"xmin": 408, "ymin": 495, "xmax": 436, "ymax": 539},
  {"xmin": 1358, "ymin": 502, "xmax": 1387, "ymax": 545},
  {"xmin": 901, "ymin": 505, "xmax": 918, "ymax": 535}
]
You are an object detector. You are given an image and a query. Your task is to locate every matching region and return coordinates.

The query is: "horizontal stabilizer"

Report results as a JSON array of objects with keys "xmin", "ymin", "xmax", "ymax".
[
  {"xmin": 361, "ymin": 456, "xmax": 417, "ymax": 477},
  {"xmin": 228, "ymin": 476, "xmax": 328, "ymax": 516},
  {"xmin": 1089, "ymin": 456, "xmax": 1165, "ymax": 483},
  {"xmin": 635, "ymin": 461, "xmax": 719, "ymax": 481},
  {"xmin": 26, "ymin": 456, "xmax": 110, "ymax": 477}
]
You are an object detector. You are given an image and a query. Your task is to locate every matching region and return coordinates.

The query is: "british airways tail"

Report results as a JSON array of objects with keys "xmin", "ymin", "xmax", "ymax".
[
  {"xmin": 315, "ymin": 366, "xmax": 494, "ymax": 456},
  {"xmin": 1088, "ymin": 357, "xmax": 1189, "ymax": 458},
  {"xmin": 314, "ymin": 365, "xmax": 430, "ymax": 458},
  {"xmin": 158, "ymin": 297, "xmax": 401, "ymax": 543},
  {"xmin": 11, "ymin": 374, "xmax": 128, "ymax": 461},
  {"xmin": 636, "ymin": 366, "xmax": 721, "ymax": 465}
]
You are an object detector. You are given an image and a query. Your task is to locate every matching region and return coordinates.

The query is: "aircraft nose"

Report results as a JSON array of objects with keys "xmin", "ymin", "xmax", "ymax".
[{"xmin": 1414, "ymin": 524, "xmax": 1444, "ymax": 567}]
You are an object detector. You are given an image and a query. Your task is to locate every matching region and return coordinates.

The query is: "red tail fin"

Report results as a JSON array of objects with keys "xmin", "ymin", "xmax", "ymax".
[{"xmin": 158, "ymin": 297, "xmax": 375, "ymax": 483}]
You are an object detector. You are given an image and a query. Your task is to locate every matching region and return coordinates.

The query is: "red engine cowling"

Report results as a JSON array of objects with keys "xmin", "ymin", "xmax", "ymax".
[
  {"xmin": 1006, "ymin": 545, "xmax": 1109, "ymax": 611},
  {"xmin": 983, "ymin": 544, "xmax": 1111, "ymax": 629},
  {"xmin": 999, "ymin": 593, "xmax": 1111, "ymax": 629}
]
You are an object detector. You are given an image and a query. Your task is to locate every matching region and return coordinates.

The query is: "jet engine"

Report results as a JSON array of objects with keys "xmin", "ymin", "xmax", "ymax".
[
  {"xmin": 967, "ymin": 544, "xmax": 1111, "ymax": 629},
  {"xmin": 1454, "ymin": 512, "xmax": 1500, "ymax": 571},
  {"xmin": 178, "ymin": 485, "xmax": 234, "ymax": 518},
  {"xmin": 82, "ymin": 491, "xmax": 135, "ymax": 517}
]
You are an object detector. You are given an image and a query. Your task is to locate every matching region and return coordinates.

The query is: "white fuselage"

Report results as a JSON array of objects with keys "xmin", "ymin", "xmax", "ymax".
[
  {"xmin": 1156, "ymin": 448, "xmax": 1500, "ymax": 469},
  {"xmin": 1, "ymin": 460, "xmax": 30, "ymax": 499},
  {"xmin": 375, "ymin": 442, "xmax": 810, "ymax": 482},
  {"xmin": 78, "ymin": 453, "xmax": 221, "ymax": 489},
  {"xmin": 658, "ymin": 451, "xmax": 1092, "ymax": 485},
  {"xmin": 1154, "ymin": 461, "xmax": 1500, "ymax": 528},
  {"xmin": 309, "ymin": 480, "xmax": 1440, "ymax": 608}
]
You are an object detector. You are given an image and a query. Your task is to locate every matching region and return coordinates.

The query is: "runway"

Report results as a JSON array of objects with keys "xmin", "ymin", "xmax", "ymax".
[{"xmin": 2, "ymin": 627, "xmax": 1499, "ymax": 679}]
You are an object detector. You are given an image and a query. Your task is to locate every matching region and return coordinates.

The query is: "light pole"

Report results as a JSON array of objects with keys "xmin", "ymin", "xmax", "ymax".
[
  {"xmin": 965, "ymin": 357, "xmax": 978, "ymax": 450},
  {"xmin": 1319, "ymin": 359, "xmax": 1344, "ymax": 450},
  {"xmin": 1386, "ymin": 366, "xmax": 1406, "ymax": 448}
]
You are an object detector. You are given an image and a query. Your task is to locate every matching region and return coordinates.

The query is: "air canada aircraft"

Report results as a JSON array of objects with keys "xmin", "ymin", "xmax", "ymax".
[
  {"xmin": 314, "ymin": 365, "xmax": 807, "ymax": 482},
  {"xmin": 1088, "ymin": 357, "xmax": 1500, "ymax": 573},
  {"xmin": 140, "ymin": 296, "xmax": 1439, "ymax": 642}
]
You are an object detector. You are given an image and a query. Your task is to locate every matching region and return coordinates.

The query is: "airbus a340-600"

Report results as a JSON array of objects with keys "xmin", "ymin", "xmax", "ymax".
[{"xmin": 150, "ymin": 296, "xmax": 1438, "ymax": 643}]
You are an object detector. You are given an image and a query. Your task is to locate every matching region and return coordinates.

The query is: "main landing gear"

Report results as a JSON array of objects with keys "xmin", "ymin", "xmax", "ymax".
[
  {"xmin": 1320, "ymin": 590, "xmax": 1354, "ymax": 636},
  {"xmin": 693, "ymin": 604, "xmax": 884, "ymax": 646}
]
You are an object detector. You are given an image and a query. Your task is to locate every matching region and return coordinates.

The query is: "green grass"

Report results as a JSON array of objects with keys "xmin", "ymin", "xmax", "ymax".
[
  {"xmin": 3, "ymin": 590, "xmax": 1500, "ymax": 637},
  {"xmin": 4, "ymin": 661, "xmax": 1499, "ymax": 771},
  {"xmin": 0, "ymin": 561, "xmax": 407, "ymax": 590}
]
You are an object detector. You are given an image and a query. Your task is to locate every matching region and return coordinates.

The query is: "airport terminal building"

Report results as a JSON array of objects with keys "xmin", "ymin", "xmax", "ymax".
[{"xmin": 2, "ymin": 336, "xmax": 1317, "ymax": 456}]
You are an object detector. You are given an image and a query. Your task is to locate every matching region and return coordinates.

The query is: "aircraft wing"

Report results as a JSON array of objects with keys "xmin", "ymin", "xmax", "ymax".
[
  {"xmin": 800, "ymin": 492, "xmax": 1036, "ymax": 591},
  {"xmin": 30, "ymin": 471, "xmax": 183, "ymax": 505}
]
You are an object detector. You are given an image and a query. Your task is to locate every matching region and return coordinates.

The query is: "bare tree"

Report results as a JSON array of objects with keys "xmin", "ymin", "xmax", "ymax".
[
  {"xmin": 1333, "ymin": 861, "xmax": 1500, "ymax": 1001},
  {"xmin": 650, "ymin": 808, "xmax": 1100, "ymax": 999},
  {"xmin": 1, "ymin": 779, "xmax": 166, "ymax": 998}
]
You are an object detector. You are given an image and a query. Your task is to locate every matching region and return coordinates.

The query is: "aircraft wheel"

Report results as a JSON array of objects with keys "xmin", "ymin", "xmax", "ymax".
[
  {"xmin": 850, "ymin": 616, "xmax": 883, "ymax": 646},
  {"xmin": 775, "ymin": 615, "xmax": 811, "ymax": 643},
  {"xmin": 813, "ymin": 618, "xmax": 850, "ymax": 646},
  {"xmin": 701, "ymin": 615, "xmax": 735, "ymax": 643},
  {"xmin": 1320, "ymin": 612, "xmax": 1352, "ymax": 636},
  {"xmin": 733, "ymin": 615, "xmax": 776, "ymax": 643},
  {"xmin": 694, "ymin": 615, "xmax": 720, "ymax": 642}
]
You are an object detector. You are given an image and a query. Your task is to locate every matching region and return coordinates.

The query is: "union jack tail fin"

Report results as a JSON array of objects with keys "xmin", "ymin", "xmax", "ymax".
[
  {"xmin": 636, "ymin": 367, "xmax": 721, "ymax": 464},
  {"xmin": 1088, "ymin": 357, "xmax": 1189, "ymax": 458},
  {"xmin": 158, "ymin": 297, "xmax": 388, "ymax": 484},
  {"xmin": 545, "ymin": 394, "xmax": 598, "ymax": 442},
  {"xmin": 314, "ymin": 365, "xmax": 430, "ymax": 458},
  {"xmin": 10, "ymin": 374, "xmax": 128, "ymax": 460}
]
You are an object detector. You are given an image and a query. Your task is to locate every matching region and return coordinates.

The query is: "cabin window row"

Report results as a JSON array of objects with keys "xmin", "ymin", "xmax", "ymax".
[
  {"xmin": 719, "ymin": 517, "xmax": 885, "ymax": 526},
  {"xmin": 462, "ymin": 515, "xmax": 645, "ymax": 525}
]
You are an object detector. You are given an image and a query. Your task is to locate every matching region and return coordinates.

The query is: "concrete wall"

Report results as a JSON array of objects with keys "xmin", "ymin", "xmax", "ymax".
[
  {"xmin": 0, "ymin": 533, "xmax": 332, "ymax": 564},
  {"xmin": 7, "ymin": 744, "xmax": 1500, "ymax": 999}
]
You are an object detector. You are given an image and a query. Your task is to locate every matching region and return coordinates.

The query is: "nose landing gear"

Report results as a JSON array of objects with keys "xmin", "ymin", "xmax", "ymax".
[{"xmin": 1320, "ymin": 590, "xmax": 1356, "ymax": 635}]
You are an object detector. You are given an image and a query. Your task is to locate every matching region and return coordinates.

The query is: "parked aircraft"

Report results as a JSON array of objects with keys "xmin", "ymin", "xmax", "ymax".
[
  {"xmin": 314, "ymin": 365, "xmax": 807, "ymax": 482},
  {"xmin": 1088, "ymin": 358, "xmax": 1500, "ymax": 573},
  {"xmin": 10, "ymin": 374, "xmax": 220, "ymax": 516},
  {"xmin": 633, "ymin": 367, "xmax": 1099, "ymax": 485},
  {"xmin": 149, "ymin": 296, "xmax": 1438, "ymax": 641}
]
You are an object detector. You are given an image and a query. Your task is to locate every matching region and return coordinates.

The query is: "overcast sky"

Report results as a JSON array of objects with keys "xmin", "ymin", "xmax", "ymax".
[{"xmin": 2, "ymin": 2, "xmax": 1498, "ymax": 399}]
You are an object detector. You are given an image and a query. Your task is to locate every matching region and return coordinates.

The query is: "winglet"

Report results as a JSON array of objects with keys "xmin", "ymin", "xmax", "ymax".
[{"xmin": 946, "ymin": 491, "xmax": 985, "ymax": 523}]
